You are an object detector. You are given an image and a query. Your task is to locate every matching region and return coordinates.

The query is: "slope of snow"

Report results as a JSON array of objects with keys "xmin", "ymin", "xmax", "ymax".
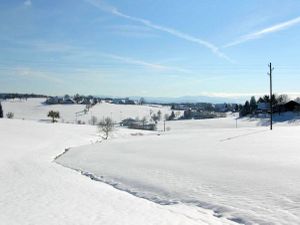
[
  {"xmin": 57, "ymin": 118, "xmax": 300, "ymax": 225},
  {"xmin": 1, "ymin": 98, "xmax": 177, "ymax": 123},
  {"xmin": 0, "ymin": 119, "xmax": 238, "ymax": 225}
]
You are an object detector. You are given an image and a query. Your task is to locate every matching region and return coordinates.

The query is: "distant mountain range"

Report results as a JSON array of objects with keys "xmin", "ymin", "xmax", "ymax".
[
  {"xmin": 128, "ymin": 95, "xmax": 248, "ymax": 104},
  {"xmin": 95, "ymin": 94, "xmax": 249, "ymax": 104},
  {"xmin": 1, "ymin": 92, "xmax": 249, "ymax": 104}
]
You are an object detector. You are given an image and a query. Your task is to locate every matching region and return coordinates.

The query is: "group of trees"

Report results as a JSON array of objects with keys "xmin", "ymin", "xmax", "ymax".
[
  {"xmin": 162, "ymin": 111, "xmax": 176, "ymax": 121},
  {"xmin": 239, "ymin": 94, "xmax": 290, "ymax": 117},
  {"xmin": 46, "ymin": 109, "xmax": 114, "ymax": 139},
  {"xmin": 0, "ymin": 93, "xmax": 47, "ymax": 100},
  {"xmin": 150, "ymin": 110, "xmax": 176, "ymax": 123},
  {"xmin": 182, "ymin": 108, "xmax": 225, "ymax": 120},
  {"xmin": 150, "ymin": 110, "xmax": 161, "ymax": 124},
  {"xmin": 239, "ymin": 96, "xmax": 258, "ymax": 117}
]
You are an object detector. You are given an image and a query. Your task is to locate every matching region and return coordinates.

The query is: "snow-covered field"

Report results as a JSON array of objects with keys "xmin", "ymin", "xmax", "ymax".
[
  {"xmin": 2, "ymin": 98, "xmax": 176, "ymax": 123},
  {"xmin": 0, "ymin": 119, "xmax": 238, "ymax": 225},
  {"xmin": 1, "ymin": 99, "xmax": 300, "ymax": 225},
  {"xmin": 57, "ymin": 119, "xmax": 300, "ymax": 225}
]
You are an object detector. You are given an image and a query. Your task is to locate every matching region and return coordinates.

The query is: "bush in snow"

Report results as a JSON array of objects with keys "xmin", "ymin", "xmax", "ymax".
[
  {"xmin": 77, "ymin": 120, "xmax": 85, "ymax": 125},
  {"xmin": 98, "ymin": 117, "xmax": 114, "ymax": 140},
  {"xmin": 6, "ymin": 112, "xmax": 14, "ymax": 119},
  {"xmin": 48, "ymin": 110, "xmax": 60, "ymax": 123}
]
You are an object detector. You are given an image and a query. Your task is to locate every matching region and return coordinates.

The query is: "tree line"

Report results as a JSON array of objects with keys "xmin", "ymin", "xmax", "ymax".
[{"xmin": 239, "ymin": 94, "xmax": 294, "ymax": 117}]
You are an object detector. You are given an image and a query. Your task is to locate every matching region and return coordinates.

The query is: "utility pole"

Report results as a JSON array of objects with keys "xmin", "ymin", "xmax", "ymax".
[{"xmin": 268, "ymin": 63, "xmax": 274, "ymax": 130}]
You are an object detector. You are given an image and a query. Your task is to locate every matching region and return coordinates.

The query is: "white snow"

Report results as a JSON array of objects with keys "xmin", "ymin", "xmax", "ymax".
[
  {"xmin": 0, "ymin": 118, "xmax": 238, "ymax": 225},
  {"xmin": 2, "ymin": 99, "xmax": 300, "ymax": 225},
  {"xmin": 57, "ymin": 117, "xmax": 300, "ymax": 225}
]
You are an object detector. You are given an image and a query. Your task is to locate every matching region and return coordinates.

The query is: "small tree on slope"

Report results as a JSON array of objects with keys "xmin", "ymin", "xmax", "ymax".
[
  {"xmin": 48, "ymin": 110, "xmax": 60, "ymax": 123},
  {"xmin": 98, "ymin": 117, "xmax": 114, "ymax": 140}
]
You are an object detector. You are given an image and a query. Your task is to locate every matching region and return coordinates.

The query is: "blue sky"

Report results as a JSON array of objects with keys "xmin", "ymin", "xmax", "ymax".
[{"xmin": 1, "ymin": 0, "xmax": 300, "ymax": 99}]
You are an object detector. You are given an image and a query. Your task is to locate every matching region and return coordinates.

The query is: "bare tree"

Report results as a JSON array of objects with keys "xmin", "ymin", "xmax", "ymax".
[
  {"xmin": 277, "ymin": 94, "xmax": 289, "ymax": 104},
  {"xmin": 90, "ymin": 116, "xmax": 98, "ymax": 125},
  {"xmin": 141, "ymin": 116, "xmax": 147, "ymax": 128},
  {"xmin": 98, "ymin": 117, "xmax": 114, "ymax": 139},
  {"xmin": 295, "ymin": 97, "xmax": 300, "ymax": 104},
  {"xmin": 151, "ymin": 113, "xmax": 159, "ymax": 124},
  {"xmin": 139, "ymin": 97, "xmax": 145, "ymax": 105},
  {"xmin": 157, "ymin": 110, "xmax": 162, "ymax": 121}
]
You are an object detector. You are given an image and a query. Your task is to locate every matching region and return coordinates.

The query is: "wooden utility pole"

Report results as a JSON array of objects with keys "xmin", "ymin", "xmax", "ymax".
[{"xmin": 268, "ymin": 63, "xmax": 274, "ymax": 130}]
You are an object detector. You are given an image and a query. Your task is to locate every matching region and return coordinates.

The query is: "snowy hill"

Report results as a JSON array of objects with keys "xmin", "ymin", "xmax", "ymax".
[
  {"xmin": 1, "ymin": 98, "xmax": 177, "ymax": 124},
  {"xmin": 1, "ymin": 99, "xmax": 300, "ymax": 225},
  {"xmin": 0, "ymin": 119, "xmax": 238, "ymax": 225},
  {"xmin": 56, "ymin": 117, "xmax": 300, "ymax": 225},
  {"xmin": 129, "ymin": 95, "xmax": 246, "ymax": 104}
]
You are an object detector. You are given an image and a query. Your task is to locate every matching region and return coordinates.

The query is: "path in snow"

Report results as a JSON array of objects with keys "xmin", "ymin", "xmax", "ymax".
[
  {"xmin": 57, "ymin": 119, "xmax": 300, "ymax": 225},
  {"xmin": 0, "ymin": 119, "xmax": 238, "ymax": 225}
]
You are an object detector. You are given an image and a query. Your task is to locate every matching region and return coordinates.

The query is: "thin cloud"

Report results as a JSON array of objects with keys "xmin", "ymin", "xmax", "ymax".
[
  {"xmin": 3, "ymin": 39, "xmax": 76, "ymax": 54},
  {"xmin": 24, "ymin": 0, "xmax": 32, "ymax": 7},
  {"xmin": 1, "ymin": 38, "xmax": 193, "ymax": 74},
  {"xmin": 102, "ymin": 53, "xmax": 193, "ymax": 73},
  {"xmin": 84, "ymin": 0, "xmax": 233, "ymax": 62},
  {"xmin": 224, "ymin": 16, "xmax": 300, "ymax": 48},
  {"xmin": 32, "ymin": 41, "xmax": 75, "ymax": 53},
  {"xmin": 105, "ymin": 24, "xmax": 159, "ymax": 38},
  {"xmin": 14, "ymin": 67, "xmax": 64, "ymax": 84}
]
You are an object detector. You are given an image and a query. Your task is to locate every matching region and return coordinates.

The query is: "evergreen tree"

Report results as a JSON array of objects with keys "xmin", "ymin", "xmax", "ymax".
[
  {"xmin": 263, "ymin": 95, "xmax": 270, "ymax": 103},
  {"xmin": 0, "ymin": 102, "xmax": 3, "ymax": 118},
  {"xmin": 263, "ymin": 94, "xmax": 277, "ymax": 105},
  {"xmin": 258, "ymin": 97, "xmax": 264, "ymax": 103},
  {"xmin": 234, "ymin": 104, "xmax": 239, "ymax": 112},
  {"xmin": 169, "ymin": 111, "xmax": 176, "ymax": 120},
  {"xmin": 249, "ymin": 96, "xmax": 257, "ymax": 113},
  {"xmin": 239, "ymin": 101, "xmax": 250, "ymax": 117},
  {"xmin": 48, "ymin": 110, "xmax": 60, "ymax": 123}
]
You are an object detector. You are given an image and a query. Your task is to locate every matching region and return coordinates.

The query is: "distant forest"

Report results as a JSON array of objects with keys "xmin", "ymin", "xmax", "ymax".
[{"xmin": 0, "ymin": 93, "xmax": 48, "ymax": 100}]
